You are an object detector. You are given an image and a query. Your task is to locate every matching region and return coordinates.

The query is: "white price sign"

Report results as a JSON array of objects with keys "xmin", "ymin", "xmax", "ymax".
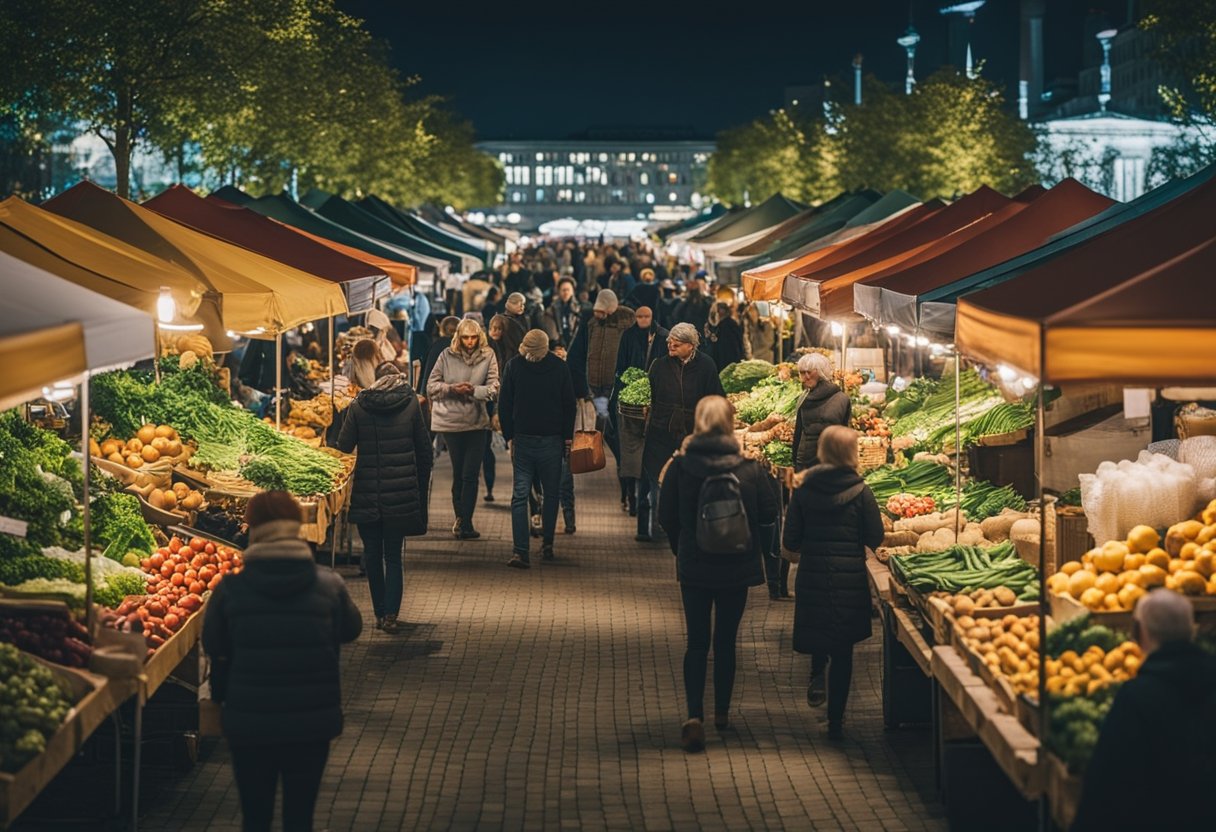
[{"xmin": 0, "ymin": 515, "xmax": 30, "ymax": 539}]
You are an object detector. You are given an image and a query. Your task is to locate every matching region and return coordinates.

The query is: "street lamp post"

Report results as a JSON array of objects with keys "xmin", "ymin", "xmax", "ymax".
[
  {"xmin": 940, "ymin": 1, "xmax": 986, "ymax": 79},
  {"xmin": 897, "ymin": 26, "xmax": 921, "ymax": 95},
  {"xmin": 1097, "ymin": 28, "xmax": 1117, "ymax": 112}
]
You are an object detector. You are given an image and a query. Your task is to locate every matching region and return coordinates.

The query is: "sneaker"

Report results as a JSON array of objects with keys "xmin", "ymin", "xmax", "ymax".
[
  {"xmin": 542, "ymin": 544, "xmax": 555, "ymax": 561},
  {"xmin": 680, "ymin": 718, "xmax": 705, "ymax": 753},
  {"xmin": 458, "ymin": 529, "xmax": 482, "ymax": 540},
  {"xmin": 807, "ymin": 674, "xmax": 827, "ymax": 708},
  {"xmin": 483, "ymin": 493, "xmax": 495, "ymax": 502},
  {"xmin": 382, "ymin": 615, "xmax": 399, "ymax": 634},
  {"xmin": 507, "ymin": 556, "xmax": 530, "ymax": 569}
]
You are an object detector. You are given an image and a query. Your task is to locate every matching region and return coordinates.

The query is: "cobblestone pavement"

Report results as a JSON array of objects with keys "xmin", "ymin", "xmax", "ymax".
[{"xmin": 141, "ymin": 448, "xmax": 946, "ymax": 831}]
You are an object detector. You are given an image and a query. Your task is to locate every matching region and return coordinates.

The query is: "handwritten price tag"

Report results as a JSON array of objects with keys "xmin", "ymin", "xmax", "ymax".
[{"xmin": 0, "ymin": 515, "xmax": 30, "ymax": 539}]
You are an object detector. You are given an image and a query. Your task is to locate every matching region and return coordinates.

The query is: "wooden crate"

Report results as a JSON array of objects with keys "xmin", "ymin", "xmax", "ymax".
[{"xmin": 1055, "ymin": 508, "xmax": 1092, "ymax": 568}]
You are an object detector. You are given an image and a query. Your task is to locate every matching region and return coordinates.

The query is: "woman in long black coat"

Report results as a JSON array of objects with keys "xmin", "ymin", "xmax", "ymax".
[
  {"xmin": 641, "ymin": 323, "xmax": 724, "ymax": 485},
  {"xmin": 336, "ymin": 364, "xmax": 433, "ymax": 633},
  {"xmin": 783, "ymin": 425, "xmax": 883, "ymax": 739}
]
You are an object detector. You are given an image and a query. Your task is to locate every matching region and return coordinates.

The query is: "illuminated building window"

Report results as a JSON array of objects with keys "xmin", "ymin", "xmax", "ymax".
[
  {"xmin": 639, "ymin": 172, "xmax": 649, "ymax": 185},
  {"xmin": 669, "ymin": 192, "xmax": 678, "ymax": 202},
  {"xmin": 536, "ymin": 188, "xmax": 545, "ymax": 202},
  {"xmin": 645, "ymin": 192, "xmax": 655, "ymax": 204},
  {"xmin": 667, "ymin": 172, "xmax": 678, "ymax": 184}
]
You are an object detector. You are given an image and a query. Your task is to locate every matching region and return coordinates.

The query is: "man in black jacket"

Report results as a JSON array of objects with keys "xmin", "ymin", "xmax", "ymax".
[
  {"xmin": 613, "ymin": 306, "xmax": 668, "ymax": 541},
  {"xmin": 499, "ymin": 329, "xmax": 577, "ymax": 568},
  {"xmin": 1072, "ymin": 590, "xmax": 1216, "ymax": 831}
]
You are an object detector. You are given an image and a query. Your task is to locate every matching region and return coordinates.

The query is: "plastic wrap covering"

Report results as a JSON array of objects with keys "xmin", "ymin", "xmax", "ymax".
[
  {"xmin": 1179, "ymin": 436, "xmax": 1216, "ymax": 480},
  {"xmin": 1080, "ymin": 452, "xmax": 1200, "ymax": 543}
]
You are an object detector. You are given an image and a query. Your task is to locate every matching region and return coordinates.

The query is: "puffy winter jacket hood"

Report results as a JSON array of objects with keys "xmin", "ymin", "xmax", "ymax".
[
  {"xmin": 800, "ymin": 464, "xmax": 866, "ymax": 508},
  {"xmin": 679, "ymin": 433, "xmax": 744, "ymax": 477},
  {"xmin": 358, "ymin": 374, "xmax": 415, "ymax": 414},
  {"xmin": 239, "ymin": 519, "xmax": 318, "ymax": 599},
  {"xmin": 1137, "ymin": 641, "xmax": 1216, "ymax": 706}
]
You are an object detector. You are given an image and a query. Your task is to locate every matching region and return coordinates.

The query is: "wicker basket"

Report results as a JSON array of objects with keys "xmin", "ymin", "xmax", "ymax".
[{"xmin": 858, "ymin": 436, "xmax": 889, "ymax": 470}]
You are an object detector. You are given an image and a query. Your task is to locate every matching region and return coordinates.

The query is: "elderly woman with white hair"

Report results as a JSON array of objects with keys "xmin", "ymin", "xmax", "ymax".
[
  {"xmin": 1071, "ymin": 589, "xmax": 1216, "ymax": 831},
  {"xmin": 791, "ymin": 352, "xmax": 851, "ymax": 472},
  {"xmin": 642, "ymin": 322, "xmax": 725, "ymax": 525}
]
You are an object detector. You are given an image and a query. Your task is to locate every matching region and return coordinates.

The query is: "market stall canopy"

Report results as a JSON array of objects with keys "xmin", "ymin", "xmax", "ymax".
[
  {"xmin": 699, "ymin": 192, "xmax": 856, "ymax": 259},
  {"xmin": 688, "ymin": 193, "xmax": 807, "ymax": 244},
  {"xmin": 45, "ymin": 182, "xmax": 347, "ymax": 335},
  {"xmin": 955, "ymin": 173, "xmax": 1216, "ymax": 380},
  {"xmin": 209, "ymin": 185, "xmax": 254, "ymax": 205},
  {"xmin": 916, "ymin": 163, "xmax": 1216, "ymax": 337},
  {"xmin": 854, "ymin": 179, "xmax": 1115, "ymax": 330},
  {"xmin": 418, "ymin": 204, "xmax": 508, "ymax": 248},
  {"xmin": 301, "ymin": 190, "xmax": 480, "ymax": 273},
  {"xmin": 740, "ymin": 197, "xmax": 942, "ymax": 301},
  {"xmin": 0, "ymin": 197, "xmax": 226, "ymax": 341},
  {"xmin": 0, "ymin": 249, "xmax": 155, "ymax": 408},
  {"xmin": 667, "ymin": 204, "xmax": 744, "ymax": 244},
  {"xmin": 357, "ymin": 195, "xmax": 492, "ymax": 263},
  {"xmin": 782, "ymin": 186, "xmax": 1012, "ymax": 317},
  {"xmin": 225, "ymin": 191, "xmax": 436, "ymax": 284},
  {"xmin": 144, "ymin": 185, "xmax": 391, "ymax": 313},
  {"xmin": 654, "ymin": 204, "xmax": 728, "ymax": 240},
  {"xmin": 1034, "ymin": 238, "xmax": 1216, "ymax": 384},
  {"xmin": 714, "ymin": 190, "xmax": 916, "ymax": 284}
]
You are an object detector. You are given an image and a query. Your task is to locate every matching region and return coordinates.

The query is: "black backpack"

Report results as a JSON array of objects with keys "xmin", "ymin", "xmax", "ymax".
[{"xmin": 695, "ymin": 471, "xmax": 752, "ymax": 555}]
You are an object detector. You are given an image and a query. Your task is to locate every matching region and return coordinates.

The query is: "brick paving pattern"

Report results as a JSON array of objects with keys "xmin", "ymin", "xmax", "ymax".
[{"xmin": 140, "ymin": 449, "xmax": 946, "ymax": 831}]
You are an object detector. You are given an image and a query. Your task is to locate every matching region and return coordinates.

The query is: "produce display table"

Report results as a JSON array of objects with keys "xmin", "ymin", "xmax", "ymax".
[
  {"xmin": 930, "ymin": 646, "xmax": 1042, "ymax": 799},
  {"xmin": 140, "ymin": 602, "xmax": 205, "ymax": 702},
  {"xmin": 0, "ymin": 663, "xmax": 139, "ymax": 824}
]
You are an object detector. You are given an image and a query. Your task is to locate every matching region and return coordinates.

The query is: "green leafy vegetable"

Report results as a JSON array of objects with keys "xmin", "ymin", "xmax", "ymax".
[
  {"xmin": 91, "ymin": 492, "xmax": 157, "ymax": 559},
  {"xmin": 719, "ymin": 360, "xmax": 776, "ymax": 394},
  {"xmin": 762, "ymin": 440, "xmax": 793, "ymax": 467}
]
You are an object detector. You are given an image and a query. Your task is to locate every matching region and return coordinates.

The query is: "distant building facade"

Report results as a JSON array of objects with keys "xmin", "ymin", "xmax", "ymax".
[{"xmin": 475, "ymin": 133, "xmax": 714, "ymax": 229}]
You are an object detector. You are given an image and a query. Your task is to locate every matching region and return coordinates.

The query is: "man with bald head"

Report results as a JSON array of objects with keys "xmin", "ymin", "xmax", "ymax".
[
  {"xmin": 1072, "ymin": 589, "xmax": 1216, "ymax": 831},
  {"xmin": 613, "ymin": 306, "xmax": 669, "ymax": 538}
]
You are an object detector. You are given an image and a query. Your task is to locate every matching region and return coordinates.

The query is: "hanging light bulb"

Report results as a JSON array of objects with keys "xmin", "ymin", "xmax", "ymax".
[
  {"xmin": 156, "ymin": 288, "xmax": 176, "ymax": 324},
  {"xmin": 997, "ymin": 364, "xmax": 1018, "ymax": 383},
  {"xmin": 885, "ymin": 325, "xmax": 901, "ymax": 337},
  {"xmin": 915, "ymin": 335, "xmax": 929, "ymax": 347},
  {"xmin": 830, "ymin": 321, "xmax": 844, "ymax": 337},
  {"xmin": 1020, "ymin": 376, "xmax": 1038, "ymax": 391}
]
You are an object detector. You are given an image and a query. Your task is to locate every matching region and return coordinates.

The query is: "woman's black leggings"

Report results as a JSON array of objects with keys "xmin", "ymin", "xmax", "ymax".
[
  {"xmin": 443, "ymin": 430, "xmax": 487, "ymax": 531},
  {"xmin": 680, "ymin": 584, "xmax": 749, "ymax": 720},
  {"xmin": 811, "ymin": 647, "xmax": 855, "ymax": 726}
]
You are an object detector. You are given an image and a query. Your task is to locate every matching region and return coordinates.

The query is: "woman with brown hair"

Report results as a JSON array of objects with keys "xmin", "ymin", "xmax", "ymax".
[
  {"xmin": 343, "ymin": 337, "xmax": 379, "ymax": 390},
  {"xmin": 202, "ymin": 491, "xmax": 362, "ymax": 831},
  {"xmin": 783, "ymin": 425, "xmax": 884, "ymax": 739},
  {"xmin": 659, "ymin": 395, "xmax": 779, "ymax": 752}
]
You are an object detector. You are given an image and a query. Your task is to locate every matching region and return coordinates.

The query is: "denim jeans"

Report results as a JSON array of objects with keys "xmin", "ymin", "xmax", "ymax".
[
  {"xmin": 559, "ymin": 458, "xmax": 575, "ymax": 515},
  {"xmin": 510, "ymin": 435, "xmax": 563, "ymax": 558},
  {"xmin": 640, "ymin": 474, "xmax": 661, "ymax": 537},
  {"xmin": 355, "ymin": 522, "xmax": 405, "ymax": 618}
]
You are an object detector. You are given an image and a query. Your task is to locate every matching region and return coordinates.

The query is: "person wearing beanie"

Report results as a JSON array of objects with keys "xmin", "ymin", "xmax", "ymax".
[
  {"xmin": 612, "ymin": 306, "xmax": 669, "ymax": 540},
  {"xmin": 568, "ymin": 288, "xmax": 636, "ymax": 509},
  {"xmin": 643, "ymin": 321, "xmax": 724, "ymax": 535},
  {"xmin": 202, "ymin": 490, "xmax": 362, "ymax": 831},
  {"xmin": 427, "ymin": 318, "xmax": 499, "ymax": 540},
  {"xmin": 499, "ymin": 329, "xmax": 577, "ymax": 568}
]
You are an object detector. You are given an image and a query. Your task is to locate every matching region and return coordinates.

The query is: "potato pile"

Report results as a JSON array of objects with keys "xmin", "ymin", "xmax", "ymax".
[
  {"xmin": 1048, "ymin": 507, "xmax": 1216, "ymax": 610},
  {"xmin": 147, "ymin": 482, "xmax": 206, "ymax": 514},
  {"xmin": 957, "ymin": 613, "xmax": 1042, "ymax": 694},
  {"xmin": 92, "ymin": 424, "xmax": 191, "ymax": 469},
  {"xmin": 939, "ymin": 586, "xmax": 1021, "ymax": 614}
]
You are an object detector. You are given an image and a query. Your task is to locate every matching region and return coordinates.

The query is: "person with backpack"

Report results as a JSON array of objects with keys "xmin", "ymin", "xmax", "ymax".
[
  {"xmin": 782, "ymin": 425, "xmax": 884, "ymax": 740},
  {"xmin": 659, "ymin": 395, "xmax": 779, "ymax": 753}
]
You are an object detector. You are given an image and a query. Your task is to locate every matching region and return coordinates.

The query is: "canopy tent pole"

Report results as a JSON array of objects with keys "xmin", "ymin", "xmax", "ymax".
[
  {"xmin": 80, "ymin": 371, "xmax": 94, "ymax": 636},
  {"xmin": 275, "ymin": 335, "xmax": 283, "ymax": 429},
  {"xmin": 1034, "ymin": 375, "xmax": 1049, "ymax": 829},
  {"xmin": 777, "ymin": 304, "xmax": 785, "ymax": 364},
  {"xmin": 954, "ymin": 351, "xmax": 963, "ymax": 539},
  {"xmin": 152, "ymin": 322, "xmax": 161, "ymax": 384}
]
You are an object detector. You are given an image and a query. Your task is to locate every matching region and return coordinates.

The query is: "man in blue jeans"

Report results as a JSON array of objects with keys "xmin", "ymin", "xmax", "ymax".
[{"xmin": 498, "ymin": 329, "xmax": 577, "ymax": 568}]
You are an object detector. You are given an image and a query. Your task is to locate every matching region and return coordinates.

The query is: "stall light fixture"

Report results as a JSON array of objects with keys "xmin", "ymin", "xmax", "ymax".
[
  {"xmin": 159, "ymin": 321, "xmax": 204, "ymax": 332},
  {"xmin": 997, "ymin": 364, "xmax": 1018, "ymax": 382},
  {"xmin": 830, "ymin": 321, "xmax": 845, "ymax": 337},
  {"xmin": 915, "ymin": 335, "xmax": 930, "ymax": 347},
  {"xmin": 1020, "ymin": 376, "xmax": 1038, "ymax": 391},
  {"xmin": 156, "ymin": 288, "xmax": 176, "ymax": 324},
  {"xmin": 226, "ymin": 330, "xmax": 237, "ymax": 339},
  {"xmin": 41, "ymin": 385, "xmax": 74, "ymax": 402},
  {"xmin": 885, "ymin": 324, "xmax": 901, "ymax": 336}
]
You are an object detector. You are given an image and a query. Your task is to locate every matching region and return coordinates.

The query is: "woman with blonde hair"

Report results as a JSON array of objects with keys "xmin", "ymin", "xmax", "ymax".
[
  {"xmin": 427, "ymin": 318, "xmax": 499, "ymax": 539},
  {"xmin": 658, "ymin": 395, "xmax": 779, "ymax": 753},
  {"xmin": 783, "ymin": 424, "xmax": 883, "ymax": 739}
]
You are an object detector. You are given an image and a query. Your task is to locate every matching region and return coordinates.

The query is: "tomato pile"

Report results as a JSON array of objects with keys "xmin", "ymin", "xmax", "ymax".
[
  {"xmin": 886, "ymin": 492, "xmax": 937, "ymax": 518},
  {"xmin": 105, "ymin": 535, "xmax": 243, "ymax": 658}
]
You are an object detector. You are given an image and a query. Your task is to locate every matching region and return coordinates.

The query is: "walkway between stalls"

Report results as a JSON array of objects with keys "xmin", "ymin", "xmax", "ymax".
[{"xmin": 141, "ymin": 447, "xmax": 945, "ymax": 831}]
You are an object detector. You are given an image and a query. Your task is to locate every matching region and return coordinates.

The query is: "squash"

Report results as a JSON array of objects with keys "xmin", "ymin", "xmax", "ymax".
[{"xmin": 1175, "ymin": 570, "xmax": 1207, "ymax": 596}]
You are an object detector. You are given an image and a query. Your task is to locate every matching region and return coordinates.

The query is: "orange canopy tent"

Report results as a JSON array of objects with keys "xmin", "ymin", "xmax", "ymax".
[
  {"xmin": 852, "ymin": 179, "xmax": 1115, "ymax": 329},
  {"xmin": 782, "ymin": 186, "xmax": 1015, "ymax": 317},
  {"xmin": 955, "ymin": 172, "xmax": 1216, "ymax": 383},
  {"xmin": 740, "ymin": 199, "xmax": 946, "ymax": 301}
]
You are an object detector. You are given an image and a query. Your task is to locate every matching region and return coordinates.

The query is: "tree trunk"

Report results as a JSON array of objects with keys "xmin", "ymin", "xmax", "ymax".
[{"xmin": 113, "ymin": 85, "xmax": 134, "ymax": 199}]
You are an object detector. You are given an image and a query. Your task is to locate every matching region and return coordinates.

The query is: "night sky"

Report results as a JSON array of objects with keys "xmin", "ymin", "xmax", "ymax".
[{"xmin": 337, "ymin": 0, "xmax": 1116, "ymax": 140}]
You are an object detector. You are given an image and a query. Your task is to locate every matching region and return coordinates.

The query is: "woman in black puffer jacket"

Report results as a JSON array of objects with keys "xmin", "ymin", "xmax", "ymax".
[
  {"xmin": 336, "ymin": 363, "xmax": 432, "ymax": 633},
  {"xmin": 659, "ymin": 396, "xmax": 779, "ymax": 753},
  {"xmin": 203, "ymin": 491, "xmax": 362, "ymax": 832},
  {"xmin": 783, "ymin": 425, "xmax": 883, "ymax": 739}
]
